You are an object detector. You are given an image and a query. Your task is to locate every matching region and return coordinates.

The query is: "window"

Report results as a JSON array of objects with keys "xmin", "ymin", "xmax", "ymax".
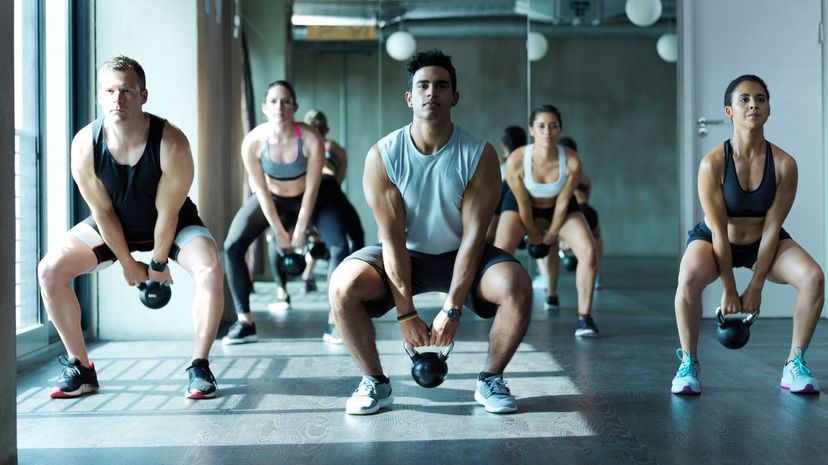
[{"xmin": 14, "ymin": 0, "xmax": 40, "ymax": 331}]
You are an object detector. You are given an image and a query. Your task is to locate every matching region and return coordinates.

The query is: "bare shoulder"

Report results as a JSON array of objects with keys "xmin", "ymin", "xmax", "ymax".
[
  {"xmin": 699, "ymin": 143, "xmax": 725, "ymax": 174},
  {"xmin": 563, "ymin": 146, "xmax": 582, "ymax": 168},
  {"xmin": 71, "ymin": 123, "xmax": 94, "ymax": 155},
  {"xmin": 242, "ymin": 123, "xmax": 267, "ymax": 153},
  {"xmin": 297, "ymin": 122, "xmax": 323, "ymax": 142},
  {"xmin": 160, "ymin": 120, "xmax": 191, "ymax": 153},
  {"xmin": 769, "ymin": 142, "xmax": 796, "ymax": 171},
  {"xmin": 506, "ymin": 145, "xmax": 525, "ymax": 173}
]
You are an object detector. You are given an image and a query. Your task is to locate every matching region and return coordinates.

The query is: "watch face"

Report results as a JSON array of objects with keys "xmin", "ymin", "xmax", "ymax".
[{"xmin": 444, "ymin": 307, "xmax": 461, "ymax": 320}]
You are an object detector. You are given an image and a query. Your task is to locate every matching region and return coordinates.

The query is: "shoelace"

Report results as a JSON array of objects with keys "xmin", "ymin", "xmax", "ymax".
[
  {"xmin": 186, "ymin": 363, "xmax": 217, "ymax": 384},
  {"xmin": 57, "ymin": 355, "xmax": 81, "ymax": 380},
  {"xmin": 675, "ymin": 349, "xmax": 697, "ymax": 378},
  {"xmin": 484, "ymin": 376, "xmax": 510, "ymax": 396},
  {"xmin": 789, "ymin": 350, "xmax": 813, "ymax": 378},
  {"xmin": 354, "ymin": 378, "xmax": 378, "ymax": 397}
]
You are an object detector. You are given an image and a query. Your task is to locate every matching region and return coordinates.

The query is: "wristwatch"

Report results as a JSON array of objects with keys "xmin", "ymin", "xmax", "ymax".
[
  {"xmin": 441, "ymin": 307, "xmax": 462, "ymax": 321},
  {"xmin": 150, "ymin": 259, "xmax": 168, "ymax": 272}
]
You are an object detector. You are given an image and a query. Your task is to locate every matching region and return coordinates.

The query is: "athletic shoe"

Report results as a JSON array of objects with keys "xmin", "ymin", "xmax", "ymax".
[
  {"xmin": 544, "ymin": 295, "xmax": 559, "ymax": 311},
  {"xmin": 323, "ymin": 323, "xmax": 343, "ymax": 344},
  {"xmin": 49, "ymin": 356, "xmax": 99, "ymax": 399},
  {"xmin": 345, "ymin": 376, "xmax": 393, "ymax": 415},
  {"xmin": 185, "ymin": 359, "xmax": 217, "ymax": 399},
  {"xmin": 474, "ymin": 374, "xmax": 517, "ymax": 413},
  {"xmin": 574, "ymin": 315, "xmax": 600, "ymax": 338},
  {"xmin": 222, "ymin": 321, "xmax": 258, "ymax": 345},
  {"xmin": 268, "ymin": 288, "xmax": 291, "ymax": 312},
  {"xmin": 303, "ymin": 278, "xmax": 318, "ymax": 293},
  {"xmin": 781, "ymin": 347, "xmax": 820, "ymax": 394},
  {"xmin": 671, "ymin": 349, "xmax": 701, "ymax": 395}
]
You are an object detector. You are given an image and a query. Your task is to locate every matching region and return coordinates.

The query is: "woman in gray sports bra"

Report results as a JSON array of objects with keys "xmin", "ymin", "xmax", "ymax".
[
  {"xmin": 222, "ymin": 80, "xmax": 349, "ymax": 345},
  {"xmin": 671, "ymin": 74, "xmax": 823, "ymax": 396},
  {"xmin": 493, "ymin": 105, "xmax": 599, "ymax": 338}
]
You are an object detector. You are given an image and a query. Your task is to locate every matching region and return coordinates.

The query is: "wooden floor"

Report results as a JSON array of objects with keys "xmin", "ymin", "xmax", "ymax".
[{"xmin": 16, "ymin": 256, "xmax": 828, "ymax": 465}]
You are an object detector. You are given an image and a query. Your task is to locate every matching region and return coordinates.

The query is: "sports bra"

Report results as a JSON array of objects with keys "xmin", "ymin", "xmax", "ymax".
[
  {"xmin": 721, "ymin": 139, "xmax": 776, "ymax": 218},
  {"xmin": 260, "ymin": 123, "xmax": 307, "ymax": 181},
  {"xmin": 522, "ymin": 143, "xmax": 567, "ymax": 199}
]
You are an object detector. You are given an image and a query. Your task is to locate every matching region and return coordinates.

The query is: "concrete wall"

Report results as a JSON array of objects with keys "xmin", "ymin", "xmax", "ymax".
[
  {"xmin": 95, "ymin": 0, "xmax": 242, "ymax": 338},
  {"xmin": 1, "ymin": 0, "xmax": 17, "ymax": 461},
  {"xmin": 292, "ymin": 36, "xmax": 678, "ymax": 256},
  {"xmin": 243, "ymin": 0, "xmax": 291, "ymax": 125}
]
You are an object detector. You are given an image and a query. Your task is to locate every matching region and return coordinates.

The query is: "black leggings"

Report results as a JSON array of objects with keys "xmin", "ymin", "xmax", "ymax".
[
  {"xmin": 224, "ymin": 187, "xmax": 348, "ymax": 314},
  {"xmin": 264, "ymin": 176, "xmax": 363, "ymax": 288},
  {"xmin": 323, "ymin": 175, "xmax": 365, "ymax": 251}
]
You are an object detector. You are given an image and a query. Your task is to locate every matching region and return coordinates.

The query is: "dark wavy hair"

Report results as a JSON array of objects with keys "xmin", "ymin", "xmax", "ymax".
[{"xmin": 406, "ymin": 49, "xmax": 457, "ymax": 92}]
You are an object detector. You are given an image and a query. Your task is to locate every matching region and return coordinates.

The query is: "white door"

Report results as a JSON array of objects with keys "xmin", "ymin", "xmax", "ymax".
[{"xmin": 679, "ymin": 0, "xmax": 825, "ymax": 318}]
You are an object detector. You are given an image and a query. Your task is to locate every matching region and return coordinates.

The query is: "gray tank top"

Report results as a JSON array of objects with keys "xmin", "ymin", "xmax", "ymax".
[{"xmin": 379, "ymin": 124, "xmax": 486, "ymax": 254}]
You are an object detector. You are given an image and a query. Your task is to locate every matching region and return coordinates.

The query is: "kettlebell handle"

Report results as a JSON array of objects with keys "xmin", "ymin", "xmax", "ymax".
[
  {"xmin": 403, "ymin": 341, "xmax": 454, "ymax": 361},
  {"xmin": 716, "ymin": 307, "xmax": 759, "ymax": 326}
]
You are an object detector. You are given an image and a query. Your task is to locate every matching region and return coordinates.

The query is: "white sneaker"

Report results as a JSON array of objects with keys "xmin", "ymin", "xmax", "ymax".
[
  {"xmin": 671, "ymin": 349, "xmax": 701, "ymax": 395},
  {"xmin": 345, "ymin": 376, "xmax": 393, "ymax": 415},
  {"xmin": 781, "ymin": 347, "xmax": 820, "ymax": 394},
  {"xmin": 474, "ymin": 374, "xmax": 517, "ymax": 413}
]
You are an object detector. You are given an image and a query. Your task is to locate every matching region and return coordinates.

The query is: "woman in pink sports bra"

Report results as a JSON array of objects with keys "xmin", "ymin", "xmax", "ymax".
[{"xmin": 222, "ymin": 80, "xmax": 349, "ymax": 345}]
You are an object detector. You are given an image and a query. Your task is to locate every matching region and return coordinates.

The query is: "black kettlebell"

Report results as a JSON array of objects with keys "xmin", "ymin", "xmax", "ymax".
[
  {"xmin": 559, "ymin": 249, "xmax": 578, "ymax": 271},
  {"xmin": 716, "ymin": 307, "xmax": 758, "ymax": 350},
  {"xmin": 137, "ymin": 281, "xmax": 172, "ymax": 309},
  {"xmin": 404, "ymin": 342, "xmax": 454, "ymax": 388},
  {"xmin": 281, "ymin": 249, "xmax": 307, "ymax": 276},
  {"xmin": 307, "ymin": 241, "xmax": 330, "ymax": 260},
  {"xmin": 528, "ymin": 243, "xmax": 550, "ymax": 259}
]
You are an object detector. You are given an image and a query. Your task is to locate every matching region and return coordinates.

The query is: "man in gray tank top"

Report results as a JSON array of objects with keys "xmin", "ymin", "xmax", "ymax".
[{"xmin": 328, "ymin": 50, "xmax": 532, "ymax": 415}]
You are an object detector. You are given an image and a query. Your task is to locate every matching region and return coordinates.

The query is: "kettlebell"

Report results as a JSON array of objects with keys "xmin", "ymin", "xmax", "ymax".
[
  {"xmin": 528, "ymin": 243, "xmax": 550, "ymax": 259},
  {"xmin": 558, "ymin": 249, "xmax": 578, "ymax": 271},
  {"xmin": 307, "ymin": 240, "xmax": 330, "ymax": 260},
  {"xmin": 137, "ymin": 281, "xmax": 172, "ymax": 309},
  {"xmin": 281, "ymin": 249, "xmax": 307, "ymax": 276},
  {"xmin": 404, "ymin": 342, "xmax": 454, "ymax": 388},
  {"xmin": 716, "ymin": 307, "xmax": 758, "ymax": 350}
]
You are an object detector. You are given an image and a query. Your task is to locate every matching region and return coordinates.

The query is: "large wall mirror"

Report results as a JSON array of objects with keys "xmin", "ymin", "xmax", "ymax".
[{"xmin": 286, "ymin": 0, "xmax": 677, "ymax": 256}]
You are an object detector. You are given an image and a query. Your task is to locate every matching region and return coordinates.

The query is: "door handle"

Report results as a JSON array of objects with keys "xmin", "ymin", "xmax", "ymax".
[
  {"xmin": 697, "ymin": 117, "xmax": 726, "ymax": 137},
  {"xmin": 697, "ymin": 117, "xmax": 725, "ymax": 126}
]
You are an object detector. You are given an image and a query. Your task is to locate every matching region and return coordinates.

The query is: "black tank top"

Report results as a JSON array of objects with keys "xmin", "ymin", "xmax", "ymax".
[
  {"xmin": 721, "ymin": 139, "xmax": 776, "ymax": 218},
  {"xmin": 92, "ymin": 113, "xmax": 199, "ymax": 234}
]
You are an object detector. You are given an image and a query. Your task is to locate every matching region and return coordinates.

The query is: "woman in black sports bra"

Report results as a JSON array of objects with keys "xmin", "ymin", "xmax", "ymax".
[
  {"xmin": 671, "ymin": 75, "xmax": 824, "ymax": 396},
  {"xmin": 222, "ymin": 80, "xmax": 349, "ymax": 345}
]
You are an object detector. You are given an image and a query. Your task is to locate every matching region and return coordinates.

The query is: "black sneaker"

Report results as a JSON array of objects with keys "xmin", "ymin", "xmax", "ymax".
[
  {"xmin": 49, "ymin": 356, "xmax": 99, "ymax": 399},
  {"xmin": 185, "ymin": 359, "xmax": 217, "ymax": 399},
  {"xmin": 574, "ymin": 315, "xmax": 600, "ymax": 338},
  {"xmin": 221, "ymin": 321, "xmax": 258, "ymax": 345},
  {"xmin": 544, "ymin": 295, "xmax": 560, "ymax": 311},
  {"xmin": 303, "ymin": 278, "xmax": 318, "ymax": 293}
]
